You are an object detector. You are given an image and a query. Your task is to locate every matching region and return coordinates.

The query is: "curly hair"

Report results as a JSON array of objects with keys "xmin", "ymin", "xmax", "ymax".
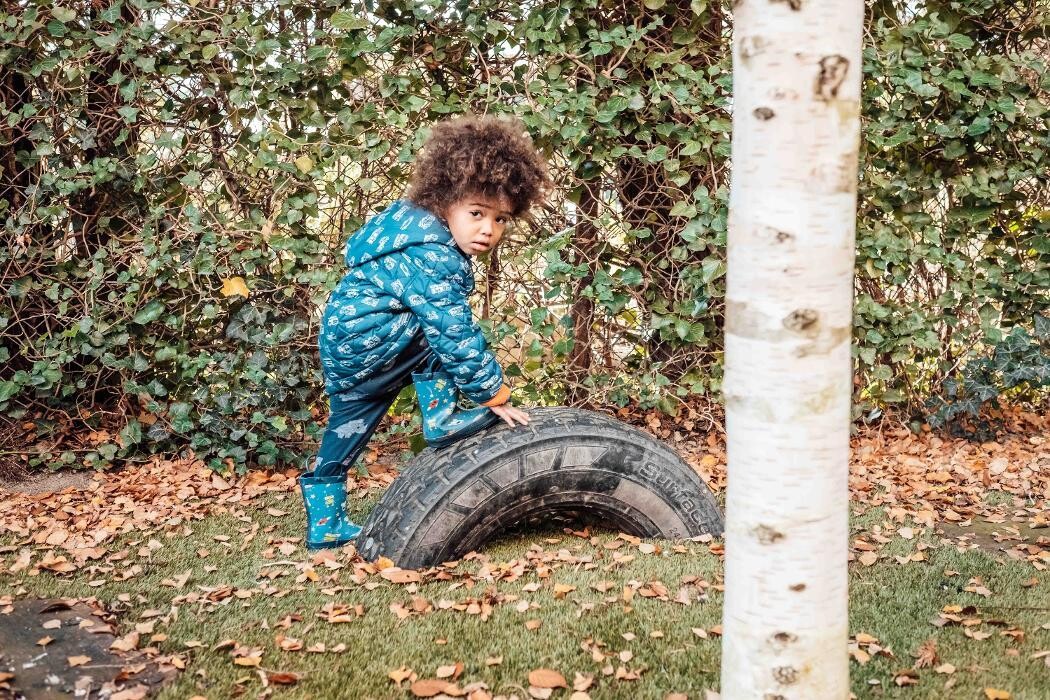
[{"xmin": 406, "ymin": 115, "xmax": 550, "ymax": 220}]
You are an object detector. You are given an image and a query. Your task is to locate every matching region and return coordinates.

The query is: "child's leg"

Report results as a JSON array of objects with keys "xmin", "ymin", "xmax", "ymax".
[
  {"xmin": 313, "ymin": 389, "xmax": 400, "ymax": 478},
  {"xmin": 314, "ymin": 330, "xmax": 434, "ymax": 478},
  {"xmin": 301, "ymin": 332, "xmax": 433, "ymax": 547}
]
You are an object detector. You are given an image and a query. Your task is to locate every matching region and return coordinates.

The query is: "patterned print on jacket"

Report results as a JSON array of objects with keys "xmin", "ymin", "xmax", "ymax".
[{"xmin": 319, "ymin": 199, "xmax": 504, "ymax": 405}]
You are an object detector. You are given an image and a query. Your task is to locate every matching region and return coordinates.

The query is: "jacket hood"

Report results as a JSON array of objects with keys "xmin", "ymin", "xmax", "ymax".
[{"xmin": 344, "ymin": 199, "xmax": 461, "ymax": 269}]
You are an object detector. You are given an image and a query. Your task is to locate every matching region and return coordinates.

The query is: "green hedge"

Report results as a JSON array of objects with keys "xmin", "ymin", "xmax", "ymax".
[{"xmin": 1, "ymin": 0, "xmax": 1046, "ymax": 469}]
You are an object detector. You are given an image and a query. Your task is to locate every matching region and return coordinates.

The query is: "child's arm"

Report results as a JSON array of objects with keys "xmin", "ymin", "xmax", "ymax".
[{"xmin": 395, "ymin": 246, "xmax": 510, "ymax": 408}]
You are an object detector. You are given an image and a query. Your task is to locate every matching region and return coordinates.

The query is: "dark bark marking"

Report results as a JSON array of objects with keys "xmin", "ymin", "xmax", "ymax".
[
  {"xmin": 789, "ymin": 582, "xmax": 806, "ymax": 592},
  {"xmin": 753, "ymin": 106, "xmax": 775, "ymax": 120},
  {"xmin": 773, "ymin": 666, "xmax": 800, "ymax": 684},
  {"xmin": 783, "ymin": 309, "xmax": 819, "ymax": 335},
  {"xmin": 770, "ymin": 631, "xmax": 798, "ymax": 648},
  {"xmin": 739, "ymin": 36, "xmax": 767, "ymax": 62},
  {"xmin": 816, "ymin": 55, "xmax": 849, "ymax": 100},
  {"xmin": 772, "ymin": 0, "xmax": 802, "ymax": 9},
  {"xmin": 752, "ymin": 524, "xmax": 784, "ymax": 544},
  {"xmin": 768, "ymin": 86, "xmax": 798, "ymax": 101}
]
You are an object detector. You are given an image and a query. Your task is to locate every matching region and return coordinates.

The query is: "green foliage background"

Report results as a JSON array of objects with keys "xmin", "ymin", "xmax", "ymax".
[{"xmin": 1, "ymin": 0, "xmax": 1046, "ymax": 469}]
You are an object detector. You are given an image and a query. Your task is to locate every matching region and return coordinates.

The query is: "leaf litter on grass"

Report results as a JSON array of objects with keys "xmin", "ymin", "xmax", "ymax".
[{"xmin": 1, "ymin": 406, "xmax": 1047, "ymax": 698}]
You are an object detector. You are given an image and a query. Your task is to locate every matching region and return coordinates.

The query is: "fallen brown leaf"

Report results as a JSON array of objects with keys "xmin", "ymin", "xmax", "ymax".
[
  {"xmin": 110, "ymin": 686, "xmax": 149, "ymax": 700},
  {"xmin": 410, "ymin": 678, "xmax": 452, "ymax": 697},
  {"xmin": 894, "ymin": 669, "xmax": 919, "ymax": 686},
  {"xmin": 913, "ymin": 638, "xmax": 938, "ymax": 668},
  {"xmin": 388, "ymin": 666, "xmax": 413, "ymax": 685},
  {"xmin": 436, "ymin": 662, "xmax": 463, "ymax": 680},
  {"xmin": 858, "ymin": 551, "xmax": 878, "ymax": 566},
  {"xmin": 110, "ymin": 631, "xmax": 140, "ymax": 653},
  {"xmin": 381, "ymin": 567, "xmax": 422, "ymax": 584},
  {"xmin": 553, "ymin": 583, "xmax": 576, "ymax": 599},
  {"xmin": 276, "ymin": 634, "xmax": 302, "ymax": 651},
  {"xmin": 266, "ymin": 671, "xmax": 300, "ymax": 686},
  {"xmin": 528, "ymin": 669, "xmax": 568, "ymax": 689}
]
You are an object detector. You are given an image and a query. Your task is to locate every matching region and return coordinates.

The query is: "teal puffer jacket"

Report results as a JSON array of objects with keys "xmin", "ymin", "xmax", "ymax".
[{"xmin": 319, "ymin": 199, "xmax": 506, "ymax": 405}]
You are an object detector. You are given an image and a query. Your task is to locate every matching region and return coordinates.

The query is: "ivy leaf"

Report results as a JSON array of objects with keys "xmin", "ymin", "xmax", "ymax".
[
  {"xmin": 942, "ymin": 141, "xmax": 966, "ymax": 159},
  {"xmin": 701, "ymin": 258, "xmax": 726, "ymax": 284},
  {"xmin": 1034, "ymin": 314, "xmax": 1049, "ymax": 341},
  {"xmin": 618, "ymin": 267, "xmax": 643, "ymax": 286},
  {"xmin": 680, "ymin": 140, "xmax": 703, "ymax": 157},
  {"xmin": 966, "ymin": 116, "xmax": 992, "ymax": 136},
  {"xmin": 119, "ymin": 419, "xmax": 142, "ymax": 448},
  {"xmin": 330, "ymin": 11, "xmax": 369, "ymax": 31},
  {"xmin": 117, "ymin": 106, "xmax": 139, "ymax": 123},
  {"xmin": 180, "ymin": 170, "xmax": 202, "ymax": 187},
  {"xmin": 132, "ymin": 300, "xmax": 166, "ymax": 325},
  {"xmin": 154, "ymin": 346, "xmax": 177, "ymax": 362},
  {"xmin": 294, "ymin": 155, "xmax": 314, "ymax": 173},
  {"xmin": 903, "ymin": 70, "xmax": 939, "ymax": 98},
  {"xmin": 0, "ymin": 381, "xmax": 19, "ymax": 403},
  {"xmin": 670, "ymin": 201, "xmax": 696, "ymax": 218},
  {"xmin": 52, "ymin": 7, "xmax": 77, "ymax": 22},
  {"xmin": 93, "ymin": 32, "xmax": 121, "ymax": 50},
  {"xmin": 99, "ymin": 2, "xmax": 122, "ymax": 23}
]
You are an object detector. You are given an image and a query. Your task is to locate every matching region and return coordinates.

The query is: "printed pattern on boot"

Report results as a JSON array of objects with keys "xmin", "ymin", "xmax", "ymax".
[
  {"xmin": 300, "ymin": 472, "xmax": 362, "ymax": 549},
  {"xmin": 414, "ymin": 363, "xmax": 499, "ymax": 448}
]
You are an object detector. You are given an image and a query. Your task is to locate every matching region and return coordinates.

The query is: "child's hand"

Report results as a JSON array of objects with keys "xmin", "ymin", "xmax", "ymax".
[{"xmin": 489, "ymin": 403, "xmax": 530, "ymax": 428}]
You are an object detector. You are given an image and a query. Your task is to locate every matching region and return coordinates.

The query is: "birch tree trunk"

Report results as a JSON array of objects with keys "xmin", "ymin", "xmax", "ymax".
[{"xmin": 720, "ymin": 1, "xmax": 864, "ymax": 698}]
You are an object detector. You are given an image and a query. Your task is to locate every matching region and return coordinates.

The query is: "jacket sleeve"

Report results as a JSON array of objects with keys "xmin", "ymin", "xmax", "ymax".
[{"xmin": 394, "ymin": 245, "xmax": 511, "ymax": 406}]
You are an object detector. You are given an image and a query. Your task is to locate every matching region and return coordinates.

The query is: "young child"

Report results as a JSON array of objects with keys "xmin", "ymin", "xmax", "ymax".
[{"xmin": 300, "ymin": 115, "xmax": 550, "ymax": 549}]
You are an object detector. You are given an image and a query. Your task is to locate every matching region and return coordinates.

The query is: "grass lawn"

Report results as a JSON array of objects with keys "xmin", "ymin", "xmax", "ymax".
[{"xmin": 2, "ymin": 484, "xmax": 1048, "ymax": 700}]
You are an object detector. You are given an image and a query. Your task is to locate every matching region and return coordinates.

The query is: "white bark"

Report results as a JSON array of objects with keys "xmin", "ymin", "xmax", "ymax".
[{"xmin": 720, "ymin": 1, "xmax": 864, "ymax": 699}]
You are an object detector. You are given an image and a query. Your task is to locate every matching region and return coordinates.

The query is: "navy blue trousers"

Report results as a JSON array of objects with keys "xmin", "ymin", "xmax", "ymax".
[{"xmin": 314, "ymin": 332, "xmax": 433, "ymax": 478}]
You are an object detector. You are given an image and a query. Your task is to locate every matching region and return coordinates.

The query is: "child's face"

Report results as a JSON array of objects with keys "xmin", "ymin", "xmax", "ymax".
[{"xmin": 443, "ymin": 195, "xmax": 512, "ymax": 256}]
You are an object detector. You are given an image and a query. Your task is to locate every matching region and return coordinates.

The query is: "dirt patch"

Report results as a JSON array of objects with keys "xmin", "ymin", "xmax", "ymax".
[
  {"xmin": 0, "ymin": 599, "xmax": 176, "ymax": 699},
  {"xmin": 0, "ymin": 472, "xmax": 94, "ymax": 497},
  {"xmin": 937, "ymin": 517, "xmax": 1049, "ymax": 557}
]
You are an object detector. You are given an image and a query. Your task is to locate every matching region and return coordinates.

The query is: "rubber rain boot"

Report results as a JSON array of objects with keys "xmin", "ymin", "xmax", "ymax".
[
  {"xmin": 413, "ymin": 357, "xmax": 499, "ymax": 449},
  {"xmin": 299, "ymin": 471, "xmax": 362, "ymax": 549}
]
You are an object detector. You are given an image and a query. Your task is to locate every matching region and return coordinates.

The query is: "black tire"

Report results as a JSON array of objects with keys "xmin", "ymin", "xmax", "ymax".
[{"xmin": 356, "ymin": 407, "xmax": 723, "ymax": 568}]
